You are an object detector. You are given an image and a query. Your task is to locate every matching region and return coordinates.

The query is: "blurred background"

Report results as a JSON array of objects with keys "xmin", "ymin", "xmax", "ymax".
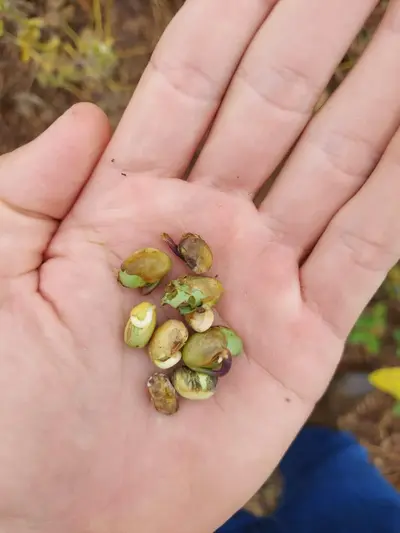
[{"xmin": 0, "ymin": 0, "xmax": 399, "ymax": 514}]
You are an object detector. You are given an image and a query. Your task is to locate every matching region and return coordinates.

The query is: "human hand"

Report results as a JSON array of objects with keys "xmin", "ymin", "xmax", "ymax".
[{"xmin": 1, "ymin": 1, "xmax": 400, "ymax": 531}]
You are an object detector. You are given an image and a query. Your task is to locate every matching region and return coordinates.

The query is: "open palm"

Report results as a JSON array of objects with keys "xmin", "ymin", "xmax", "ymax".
[{"xmin": 2, "ymin": 1, "xmax": 400, "ymax": 532}]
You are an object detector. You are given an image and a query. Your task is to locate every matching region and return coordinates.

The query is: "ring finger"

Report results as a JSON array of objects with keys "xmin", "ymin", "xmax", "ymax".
[{"xmin": 260, "ymin": 0, "xmax": 400, "ymax": 257}]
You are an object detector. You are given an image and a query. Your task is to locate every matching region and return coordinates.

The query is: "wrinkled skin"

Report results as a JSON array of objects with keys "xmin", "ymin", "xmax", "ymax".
[{"xmin": 2, "ymin": 1, "xmax": 400, "ymax": 532}]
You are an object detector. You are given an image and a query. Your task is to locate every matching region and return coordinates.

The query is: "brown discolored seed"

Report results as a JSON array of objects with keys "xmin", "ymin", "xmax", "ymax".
[
  {"xmin": 185, "ymin": 306, "xmax": 214, "ymax": 332},
  {"xmin": 161, "ymin": 275, "xmax": 223, "ymax": 315},
  {"xmin": 182, "ymin": 328, "xmax": 232, "ymax": 377},
  {"xmin": 118, "ymin": 248, "xmax": 172, "ymax": 290},
  {"xmin": 172, "ymin": 366, "xmax": 218, "ymax": 400},
  {"xmin": 148, "ymin": 319, "xmax": 188, "ymax": 369},
  {"xmin": 124, "ymin": 302, "xmax": 157, "ymax": 348},
  {"xmin": 147, "ymin": 373, "xmax": 179, "ymax": 415},
  {"xmin": 162, "ymin": 232, "xmax": 213, "ymax": 274}
]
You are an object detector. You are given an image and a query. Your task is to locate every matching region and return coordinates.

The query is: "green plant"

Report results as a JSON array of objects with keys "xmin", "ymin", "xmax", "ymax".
[
  {"xmin": 385, "ymin": 263, "xmax": 400, "ymax": 300},
  {"xmin": 393, "ymin": 329, "xmax": 400, "ymax": 358},
  {"xmin": 0, "ymin": 0, "xmax": 121, "ymax": 99},
  {"xmin": 348, "ymin": 302, "xmax": 388, "ymax": 354}
]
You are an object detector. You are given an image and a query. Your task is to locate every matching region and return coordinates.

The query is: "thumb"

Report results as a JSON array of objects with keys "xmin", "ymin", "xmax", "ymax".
[{"xmin": 0, "ymin": 103, "xmax": 110, "ymax": 279}]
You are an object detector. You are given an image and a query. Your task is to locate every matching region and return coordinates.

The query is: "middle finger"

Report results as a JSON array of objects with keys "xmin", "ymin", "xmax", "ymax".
[{"xmin": 188, "ymin": 0, "xmax": 379, "ymax": 196}]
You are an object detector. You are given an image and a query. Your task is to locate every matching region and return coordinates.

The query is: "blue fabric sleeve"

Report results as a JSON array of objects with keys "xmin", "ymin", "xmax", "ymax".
[{"xmin": 217, "ymin": 426, "xmax": 400, "ymax": 533}]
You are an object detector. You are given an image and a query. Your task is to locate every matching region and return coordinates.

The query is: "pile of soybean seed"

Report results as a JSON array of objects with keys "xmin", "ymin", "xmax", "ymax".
[{"xmin": 118, "ymin": 233, "xmax": 243, "ymax": 415}]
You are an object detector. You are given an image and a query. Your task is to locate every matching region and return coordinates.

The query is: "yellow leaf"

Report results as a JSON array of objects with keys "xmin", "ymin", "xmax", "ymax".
[
  {"xmin": 21, "ymin": 45, "xmax": 31, "ymax": 63},
  {"xmin": 368, "ymin": 367, "xmax": 400, "ymax": 400},
  {"xmin": 27, "ymin": 18, "xmax": 44, "ymax": 28}
]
